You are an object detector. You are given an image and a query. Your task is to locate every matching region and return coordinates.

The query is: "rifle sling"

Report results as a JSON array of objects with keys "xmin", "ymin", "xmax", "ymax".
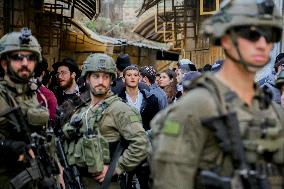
[{"xmin": 101, "ymin": 141, "xmax": 124, "ymax": 189}]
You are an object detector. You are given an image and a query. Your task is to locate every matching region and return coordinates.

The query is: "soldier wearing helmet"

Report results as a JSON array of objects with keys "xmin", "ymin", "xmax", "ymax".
[
  {"xmin": 62, "ymin": 53, "xmax": 149, "ymax": 188},
  {"xmin": 151, "ymin": 0, "xmax": 284, "ymax": 189},
  {"xmin": 0, "ymin": 28, "xmax": 58, "ymax": 188},
  {"xmin": 0, "ymin": 27, "xmax": 42, "ymax": 83}
]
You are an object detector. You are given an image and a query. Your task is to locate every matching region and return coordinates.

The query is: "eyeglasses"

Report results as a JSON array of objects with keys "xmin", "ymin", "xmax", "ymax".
[
  {"xmin": 233, "ymin": 26, "xmax": 278, "ymax": 43},
  {"xmin": 56, "ymin": 71, "xmax": 70, "ymax": 78},
  {"xmin": 8, "ymin": 53, "xmax": 37, "ymax": 62}
]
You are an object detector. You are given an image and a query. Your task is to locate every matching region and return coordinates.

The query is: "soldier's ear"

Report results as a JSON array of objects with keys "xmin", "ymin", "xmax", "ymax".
[
  {"xmin": 221, "ymin": 34, "xmax": 233, "ymax": 51},
  {"xmin": 86, "ymin": 76, "xmax": 90, "ymax": 84},
  {"xmin": 0, "ymin": 60, "xmax": 7, "ymax": 72}
]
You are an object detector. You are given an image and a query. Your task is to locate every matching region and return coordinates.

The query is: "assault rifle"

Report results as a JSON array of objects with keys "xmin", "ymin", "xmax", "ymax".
[
  {"xmin": 1, "ymin": 106, "xmax": 59, "ymax": 189},
  {"xmin": 200, "ymin": 112, "xmax": 271, "ymax": 189},
  {"xmin": 54, "ymin": 110, "xmax": 84, "ymax": 189}
]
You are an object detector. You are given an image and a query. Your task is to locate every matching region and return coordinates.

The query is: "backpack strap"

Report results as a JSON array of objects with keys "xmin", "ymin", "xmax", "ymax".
[{"xmin": 100, "ymin": 95, "xmax": 126, "ymax": 189}]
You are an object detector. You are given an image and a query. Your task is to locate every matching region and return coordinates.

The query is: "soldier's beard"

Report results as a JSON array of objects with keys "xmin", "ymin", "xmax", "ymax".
[
  {"xmin": 16, "ymin": 66, "xmax": 33, "ymax": 79},
  {"xmin": 7, "ymin": 64, "xmax": 33, "ymax": 83},
  {"xmin": 90, "ymin": 85, "xmax": 110, "ymax": 97}
]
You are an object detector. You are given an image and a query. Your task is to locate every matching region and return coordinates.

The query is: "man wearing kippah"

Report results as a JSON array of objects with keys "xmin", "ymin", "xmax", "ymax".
[
  {"xmin": 140, "ymin": 66, "xmax": 168, "ymax": 110},
  {"xmin": 111, "ymin": 54, "xmax": 149, "ymax": 94}
]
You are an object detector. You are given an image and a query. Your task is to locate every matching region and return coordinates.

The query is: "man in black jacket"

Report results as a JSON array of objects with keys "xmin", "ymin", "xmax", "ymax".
[
  {"xmin": 118, "ymin": 65, "xmax": 159, "ymax": 189},
  {"xmin": 118, "ymin": 65, "xmax": 159, "ymax": 131}
]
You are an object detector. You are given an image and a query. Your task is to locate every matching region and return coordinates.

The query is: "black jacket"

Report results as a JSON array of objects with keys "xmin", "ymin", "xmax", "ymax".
[{"xmin": 118, "ymin": 87, "xmax": 160, "ymax": 130}]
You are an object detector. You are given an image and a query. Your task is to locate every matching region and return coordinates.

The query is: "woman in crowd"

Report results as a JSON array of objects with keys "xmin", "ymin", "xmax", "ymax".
[{"xmin": 158, "ymin": 69, "xmax": 181, "ymax": 103}]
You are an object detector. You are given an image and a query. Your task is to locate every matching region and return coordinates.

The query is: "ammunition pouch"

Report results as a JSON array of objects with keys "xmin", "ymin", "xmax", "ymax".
[
  {"xmin": 27, "ymin": 107, "xmax": 49, "ymax": 126},
  {"xmin": 67, "ymin": 135, "xmax": 110, "ymax": 174}
]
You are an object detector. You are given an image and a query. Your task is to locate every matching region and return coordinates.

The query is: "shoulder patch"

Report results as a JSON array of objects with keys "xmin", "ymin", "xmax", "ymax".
[
  {"xmin": 162, "ymin": 119, "xmax": 182, "ymax": 135},
  {"xmin": 129, "ymin": 114, "xmax": 141, "ymax": 123}
]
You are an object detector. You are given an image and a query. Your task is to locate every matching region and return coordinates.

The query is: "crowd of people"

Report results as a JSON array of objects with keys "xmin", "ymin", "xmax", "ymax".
[{"xmin": 1, "ymin": 0, "xmax": 284, "ymax": 189}]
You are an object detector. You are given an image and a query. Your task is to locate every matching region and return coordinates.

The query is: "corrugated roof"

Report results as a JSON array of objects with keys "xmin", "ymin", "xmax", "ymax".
[{"xmin": 128, "ymin": 40, "xmax": 168, "ymax": 50}]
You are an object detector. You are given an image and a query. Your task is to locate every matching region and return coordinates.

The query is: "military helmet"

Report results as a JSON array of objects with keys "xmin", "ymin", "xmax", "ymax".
[
  {"xmin": 0, "ymin": 27, "xmax": 42, "ymax": 61},
  {"xmin": 82, "ymin": 53, "xmax": 116, "ymax": 79},
  {"xmin": 201, "ymin": 0, "xmax": 283, "ymax": 45}
]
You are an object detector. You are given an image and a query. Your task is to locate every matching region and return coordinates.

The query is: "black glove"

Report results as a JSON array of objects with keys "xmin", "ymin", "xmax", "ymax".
[{"xmin": 0, "ymin": 139, "xmax": 27, "ymax": 157}]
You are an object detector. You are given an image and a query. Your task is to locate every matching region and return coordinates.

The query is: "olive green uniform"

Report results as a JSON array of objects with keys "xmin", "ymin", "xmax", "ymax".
[
  {"xmin": 0, "ymin": 76, "xmax": 49, "ymax": 189},
  {"xmin": 151, "ymin": 74, "xmax": 284, "ymax": 189},
  {"xmin": 63, "ymin": 92, "xmax": 149, "ymax": 188}
]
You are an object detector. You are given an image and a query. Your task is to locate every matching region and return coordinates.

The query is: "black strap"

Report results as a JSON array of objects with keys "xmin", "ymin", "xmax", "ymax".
[{"xmin": 101, "ymin": 141, "xmax": 124, "ymax": 189}]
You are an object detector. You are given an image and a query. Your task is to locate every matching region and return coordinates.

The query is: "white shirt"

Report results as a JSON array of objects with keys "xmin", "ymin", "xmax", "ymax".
[{"xmin": 125, "ymin": 90, "xmax": 144, "ymax": 112}]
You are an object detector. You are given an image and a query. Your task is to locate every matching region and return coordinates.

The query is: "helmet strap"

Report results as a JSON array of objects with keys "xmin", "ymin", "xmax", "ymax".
[{"xmin": 226, "ymin": 29, "xmax": 267, "ymax": 73}]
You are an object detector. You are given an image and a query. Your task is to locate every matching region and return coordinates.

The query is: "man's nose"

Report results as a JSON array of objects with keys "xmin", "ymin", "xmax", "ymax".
[
  {"xmin": 256, "ymin": 36, "xmax": 270, "ymax": 47},
  {"xmin": 21, "ymin": 58, "xmax": 28, "ymax": 66},
  {"xmin": 98, "ymin": 76, "xmax": 104, "ymax": 83}
]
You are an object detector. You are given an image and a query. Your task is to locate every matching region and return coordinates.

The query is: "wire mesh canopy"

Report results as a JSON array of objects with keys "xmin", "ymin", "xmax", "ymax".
[
  {"xmin": 133, "ymin": 11, "xmax": 175, "ymax": 42},
  {"xmin": 74, "ymin": 0, "xmax": 100, "ymax": 19},
  {"xmin": 44, "ymin": 0, "xmax": 100, "ymax": 20},
  {"xmin": 137, "ymin": 0, "xmax": 162, "ymax": 16}
]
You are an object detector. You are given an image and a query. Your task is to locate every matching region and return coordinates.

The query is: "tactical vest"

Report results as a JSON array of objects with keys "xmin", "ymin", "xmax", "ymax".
[
  {"xmin": 63, "ymin": 95, "xmax": 120, "ymax": 175},
  {"xmin": 0, "ymin": 80, "xmax": 49, "ymax": 138},
  {"xmin": 186, "ymin": 73, "xmax": 284, "ymax": 188}
]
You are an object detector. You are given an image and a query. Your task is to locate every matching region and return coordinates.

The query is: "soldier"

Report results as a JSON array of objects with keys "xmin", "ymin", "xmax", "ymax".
[
  {"xmin": 151, "ymin": 0, "xmax": 284, "ymax": 189},
  {"xmin": 62, "ymin": 53, "xmax": 149, "ymax": 188},
  {"xmin": 0, "ymin": 28, "xmax": 58, "ymax": 188}
]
